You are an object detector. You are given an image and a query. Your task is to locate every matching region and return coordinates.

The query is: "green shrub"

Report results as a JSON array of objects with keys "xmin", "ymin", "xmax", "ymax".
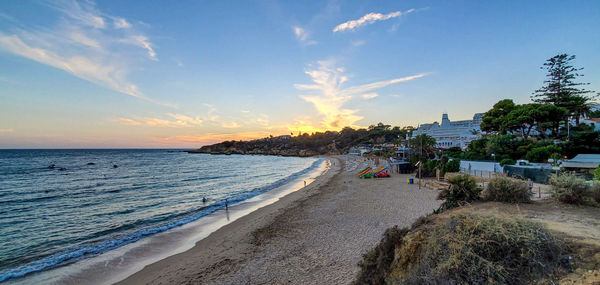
[
  {"xmin": 594, "ymin": 165, "xmax": 600, "ymax": 181},
  {"xmin": 549, "ymin": 172, "xmax": 590, "ymax": 205},
  {"xmin": 437, "ymin": 175, "xmax": 482, "ymax": 211},
  {"xmin": 591, "ymin": 184, "xmax": 600, "ymax": 204},
  {"xmin": 442, "ymin": 159, "xmax": 460, "ymax": 174},
  {"xmin": 525, "ymin": 145, "xmax": 561, "ymax": 163},
  {"xmin": 355, "ymin": 213, "xmax": 565, "ymax": 285},
  {"xmin": 420, "ymin": 159, "xmax": 439, "ymax": 177},
  {"xmin": 423, "ymin": 159, "xmax": 439, "ymax": 171},
  {"xmin": 407, "ymin": 214, "xmax": 564, "ymax": 284},
  {"xmin": 354, "ymin": 226, "xmax": 408, "ymax": 285},
  {"xmin": 483, "ymin": 177, "xmax": 531, "ymax": 203},
  {"xmin": 444, "ymin": 147, "xmax": 463, "ymax": 158},
  {"xmin": 499, "ymin": 158, "xmax": 516, "ymax": 166}
]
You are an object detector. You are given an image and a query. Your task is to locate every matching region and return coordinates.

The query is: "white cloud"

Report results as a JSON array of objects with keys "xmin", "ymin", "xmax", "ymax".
[
  {"xmin": 361, "ymin": 93, "xmax": 378, "ymax": 99},
  {"xmin": 115, "ymin": 113, "xmax": 204, "ymax": 128},
  {"xmin": 256, "ymin": 114, "xmax": 269, "ymax": 126},
  {"xmin": 137, "ymin": 117, "xmax": 188, "ymax": 127},
  {"xmin": 340, "ymin": 73, "xmax": 428, "ymax": 96},
  {"xmin": 120, "ymin": 35, "xmax": 157, "ymax": 60},
  {"xmin": 69, "ymin": 32, "xmax": 101, "ymax": 49},
  {"xmin": 0, "ymin": 34, "xmax": 144, "ymax": 98},
  {"xmin": 203, "ymin": 103, "xmax": 220, "ymax": 121},
  {"xmin": 241, "ymin": 110, "xmax": 250, "ymax": 113},
  {"xmin": 293, "ymin": 26, "xmax": 317, "ymax": 46},
  {"xmin": 294, "ymin": 60, "xmax": 427, "ymax": 129},
  {"xmin": 167, "ymin": 113, "xmax": 204, "ymax": 126},
  {"xmin": 0, "ymin": 0, "xmax": 163, "ymax": 104},
  {"xmin": 221, "ymin": 122, "xmax": 241, "ymax": 129},
  {"xmin": 351, "ymin": 40, "xmax": 366, "ymax": 47},
  {"xmin": 114, "ymin": 18, "xmax": 131, "ymax": 29},
  {"xmin": 294, "ymin": 26, "xmax": 308, "ymax": 41},
  {"xmin": 47, "ymin": 0, "xmax": 106, "ymax": 29},
  {"xmin": 333, "ymin": 9, "xmax": 414, "ymax": 32},
  {"xmin": 113, "ymin": 118, "xmax": 141, "ymax": 126}
]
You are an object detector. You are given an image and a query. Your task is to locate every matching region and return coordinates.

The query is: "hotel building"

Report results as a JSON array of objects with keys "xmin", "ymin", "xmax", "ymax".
[{"xmin": 411, "ymin": 113, "xmax": 484, "ymax": 149}]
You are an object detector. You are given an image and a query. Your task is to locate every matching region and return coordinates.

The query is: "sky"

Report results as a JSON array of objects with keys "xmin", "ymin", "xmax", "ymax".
[{"xmin": 0, "ymin": 0, "xmax": 599, "ymax": 148}]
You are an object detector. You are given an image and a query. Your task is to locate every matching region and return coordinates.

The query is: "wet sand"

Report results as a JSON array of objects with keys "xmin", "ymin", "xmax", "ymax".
[{"xmin": 118, "ymin": 156, "xmax": 441, "ymax": 284}]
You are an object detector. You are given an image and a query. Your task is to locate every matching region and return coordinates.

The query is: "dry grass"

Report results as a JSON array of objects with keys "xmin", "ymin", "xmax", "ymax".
[
  {"xmin": 402, "ymin": 213, "xmax": 564, "ymax": 284},
  {"xmin": 354, "ymin": 212, "xmax": 569, "ymax": 285},
  {"xmin": 483, "ymin": 177, "xmax": 532, "ymax": 203}
]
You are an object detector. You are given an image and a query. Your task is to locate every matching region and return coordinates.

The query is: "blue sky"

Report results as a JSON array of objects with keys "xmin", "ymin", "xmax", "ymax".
[{"xmin": 0, "ymin": 0, "xmax": 599, "ymax": 148}]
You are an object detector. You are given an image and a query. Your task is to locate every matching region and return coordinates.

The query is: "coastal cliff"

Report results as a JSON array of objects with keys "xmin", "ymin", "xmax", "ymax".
[
  {"xmin": 188, "ymin": 136, "xmax": 339, "ymax": 157},
  {"xmin": 188, "ymin": 123, "xmax": 412, "ymax": 157}
]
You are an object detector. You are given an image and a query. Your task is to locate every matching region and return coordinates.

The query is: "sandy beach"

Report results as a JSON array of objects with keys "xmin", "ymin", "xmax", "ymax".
[{"xmin": 118, "ymin": 156, "xmax": 441, "ymax": 284}]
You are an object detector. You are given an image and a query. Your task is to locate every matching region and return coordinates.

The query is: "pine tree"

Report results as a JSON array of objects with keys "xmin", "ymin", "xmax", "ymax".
[{"xmin": 531, "ymin": 54, "xmax": 597, "ymax": 124}]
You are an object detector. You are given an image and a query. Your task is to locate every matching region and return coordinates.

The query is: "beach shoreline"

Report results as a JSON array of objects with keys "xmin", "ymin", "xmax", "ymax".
[
  {"xmin": 118, "ymin": 155, "xmax": 441, "ymax": 284},
  {"xmin": 5, "ymin": 155, "xmax": 328, "ymax": 285}
]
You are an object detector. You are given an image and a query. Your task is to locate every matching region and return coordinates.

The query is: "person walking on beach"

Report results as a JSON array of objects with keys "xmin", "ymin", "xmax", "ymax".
[{"xmin": 225, "ymin": 198, "xmax": 228, "ymax": 210}]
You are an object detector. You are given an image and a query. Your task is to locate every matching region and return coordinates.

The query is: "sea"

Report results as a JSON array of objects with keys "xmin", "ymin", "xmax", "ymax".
[{"xmin": 0, "ymin": 149, "xmax": 323, "ymax": 283}]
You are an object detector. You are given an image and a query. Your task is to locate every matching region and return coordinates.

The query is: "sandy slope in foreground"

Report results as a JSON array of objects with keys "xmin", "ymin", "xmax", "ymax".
[{"xmin": 118, "ymin": 156, "xmax": 441, "ymax": 285}]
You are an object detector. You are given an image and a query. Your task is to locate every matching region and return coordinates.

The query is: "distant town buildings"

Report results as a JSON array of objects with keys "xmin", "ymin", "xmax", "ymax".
[{"xmin": 411, "ymin": 113, "xmax": 484, "ymax": 149}]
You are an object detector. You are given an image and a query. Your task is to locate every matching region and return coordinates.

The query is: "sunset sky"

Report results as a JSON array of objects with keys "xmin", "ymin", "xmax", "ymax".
[{"xmin": 1, "ymin": 0, "xmax": 599, "ymax": 148}]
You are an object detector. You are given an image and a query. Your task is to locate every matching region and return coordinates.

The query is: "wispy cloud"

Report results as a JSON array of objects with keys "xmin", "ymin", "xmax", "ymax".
[
  {"xmin": 69, "ymin": 32, "xmax": 101, "ymax": 49},
  {"xmin": 114, "ymin": 103, "xmax": 222, "ymax": 128},
  {"xmin": 293, "ymin": 26, "xmax": 317, "ymax": 46},
  {"xmin": 340, "ymin": 73, "xmax": 427, "ymax": 96},
  {"xmin": 47, "ymin": 0, "xmax": 106, "ymax": 29},
  {"xmin": 153, "ymin": 131, "xmax": 272, "ymax": 146},
  {"xmin": 333, "ymin": 9, "xmax": 414, "ymax": 32},
  {"xmin": 256, "ymin": 114, "xmax": 269, "ymax": 127},
  {"xmin": 203, "ymin": 103, "xmax": 220, "ymax": 122},
  {"xmin": 221, "ymin": 122, "xmax": 241, "ymax": 129},
  {"xmin": 0, "ymin": 0, "xmax": 163, "ymax": 104},
  {"xmin": 351, "ymin": 40, "xmax": 366, "ymax": 47},
  {"xmin": 361, "ymin": 93, "xmax": 378, "ymax": 99},
  {"xmin": 114, "ymin": 113, "xmax": 204, "ymax": 128},
  {"xmin": 113, "ymin": 18, "xmax": 131, "ymax": 29},
  {"xmin": 0, "ymin": 34, "xmax": 144, "ymax": 99},
  {"xmin": 113, "ymin": 118, "xmax": 141, "ymax": 126},
  {"xmin": 295, "ymin": 60, "xmax": 427, "ymax": 129},
  {"xmin": 120, "ymin": 35, "xmax": 157, "ymax": 60},
  {"xmin": 166, "ymin": 113, "xmax": 204, "ymax": 125},
  {"xmin": 0, "ymin": 128, "xmax": 14, "ymax": 134}
]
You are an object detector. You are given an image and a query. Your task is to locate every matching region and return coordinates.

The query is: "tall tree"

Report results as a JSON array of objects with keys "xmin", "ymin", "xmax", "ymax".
[
  {"xmin": 533, "ymin": 104, "xmax": 569, "ymax": 138},
  {"xmin": 531, "ymin": 54, "xmax": 597, "ymax": 124},
  {"xmin": 480, "ymin": 99, "xmax": 516, "ymax": 134},
  {"xmin": 502, "ymin": 104, "xmax": 537, "ymax": 138},
  {"xmin": 409, "ymin": 134, "xmax": 436, "ymax": 157}
]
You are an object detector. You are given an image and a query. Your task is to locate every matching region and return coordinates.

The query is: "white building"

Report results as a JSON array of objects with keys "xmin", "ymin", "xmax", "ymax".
[{"xmin": 411, "ymin": 113, "xmax": 484, "ymax": 149}]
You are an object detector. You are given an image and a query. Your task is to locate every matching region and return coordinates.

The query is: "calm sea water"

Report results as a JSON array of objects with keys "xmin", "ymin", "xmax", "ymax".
[{"xmin": 0, "ymin": 149, "xmax": 321, "ymax": 282}]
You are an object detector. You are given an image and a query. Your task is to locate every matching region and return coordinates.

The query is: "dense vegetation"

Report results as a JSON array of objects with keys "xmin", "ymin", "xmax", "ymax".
[
  {"xmin": 448, "ymin": 54, "xmax": 599, "ymax": 163},
  {"xmin": 483, "ymin": 177, "xmax": 532, "ymax": 203},
  {"xmin": 192, "ymin": 123, "xmax": 413, "ymax": 156},
  {"xmin": 354, "ymin": 213, "xmax": 565, "ymax": 285},
  {"xmin": 437, "ymin": 175, "xmax": 482, "ymax": 211},
  {"xmin": 549, "ymin": 172, "xmax": 600, "ymax": 206}
]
